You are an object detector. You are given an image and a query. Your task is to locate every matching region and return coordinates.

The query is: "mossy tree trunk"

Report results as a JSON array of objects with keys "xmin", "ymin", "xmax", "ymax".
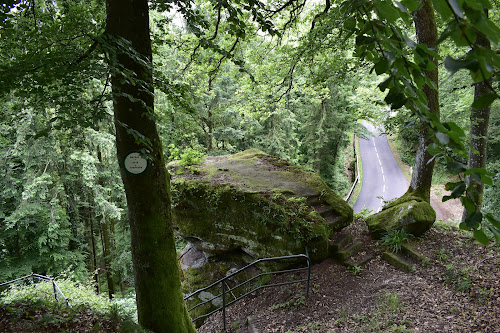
[
  {"xmin": 408, "ymin": 0, "xmax": 439, "ymax": 203},
  {"xmin": 461, "ymin": 17, "xmax": 491, "ymax": 222},
  {"xmin": 105, "ymin": 0, "xmax": 196, "ymax": 332}
]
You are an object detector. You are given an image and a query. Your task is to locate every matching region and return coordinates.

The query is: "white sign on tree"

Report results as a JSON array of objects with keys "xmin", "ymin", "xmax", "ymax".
[{"xmin": 124, "ymin": 152, "xmax": 148, "ymax": 175}]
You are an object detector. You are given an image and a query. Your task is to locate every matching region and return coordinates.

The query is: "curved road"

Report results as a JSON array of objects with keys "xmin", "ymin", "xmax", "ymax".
[{"xmin": 353, "ymin": 121, "xmax": 408, "ymax": 214}]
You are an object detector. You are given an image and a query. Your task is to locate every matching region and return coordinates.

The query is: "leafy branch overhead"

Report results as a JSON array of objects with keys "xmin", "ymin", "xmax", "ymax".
[{"xmin": 342, "ymin": 0, "xmax": 499, "ymax": 243}]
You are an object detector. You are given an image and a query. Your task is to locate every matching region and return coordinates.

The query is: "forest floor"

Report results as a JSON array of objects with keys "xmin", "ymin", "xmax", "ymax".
[
  {"xmin": 0, "ymin": 303, "xmax": 133, "ymax": 332},
  {"xmin": 1, "ymin": 208, "xmax": 498, "ymax": 333},
  {"xmin": 198, "ymin": 218, "xmax": 500, "ymax": 333}
]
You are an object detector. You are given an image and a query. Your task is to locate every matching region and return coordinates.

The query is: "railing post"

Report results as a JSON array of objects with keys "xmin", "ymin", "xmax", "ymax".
[
  {"xmin": 52, "ymin": 280, "xmax": 59, "ymax": 303},
  {"xmin": 222, "ymin": 280, "xmax": 226, "ymax": 331},
  {"xmin": 305, "ymin": 247, "xmax": 310, "ymax": 298}
]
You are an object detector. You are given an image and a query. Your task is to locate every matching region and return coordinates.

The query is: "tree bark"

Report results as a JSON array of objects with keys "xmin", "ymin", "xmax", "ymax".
[
  {"xmin": 105, "ymin": 1, "xmax": 196, "ymax": 332},
  {"xmin": 207, "ymin": 78, "xmax": 214, "ymax": 152},
  {"xmin": 462, "ymin": 23, "xmax": 491, "ymax": 222},
  {"xmin": 408, "ymin": 0, "xmax": 440, "ymax": 202},
  {"xmin": 100, "ymin": 217, "xmax": 115, "ymax": 299},
  {"xmin": 97, "ymin": 148, "xmax": 116, "ymax": 299},
  {"xmin": 85, "ymin": 200, "xmax": 99, "ymax": 294}
]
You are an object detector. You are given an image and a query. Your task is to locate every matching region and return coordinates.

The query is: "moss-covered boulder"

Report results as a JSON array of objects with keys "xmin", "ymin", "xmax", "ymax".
[
  {"xmin": 365, "ymin": 195, "xmax": 436, "ymax": 239},
  {"xmin": 170, "ymin": 149, "xmax": 353, "ymax": 262},
  {"xmin": 171, "ymin": 149, "xmax": 353, "ymax": 325}
]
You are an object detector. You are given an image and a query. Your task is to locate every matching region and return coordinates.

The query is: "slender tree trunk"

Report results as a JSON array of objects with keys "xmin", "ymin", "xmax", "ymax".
[
  {"xmin": 408, "ymin": 0, "xmax": 439, "ymax": 202},
  {"xmin": 317, "ymin": 100, "xmax": 326, "ymax": 174},
  {"xmin": 100, "ymin": 217, "xmax": 115, "ymax": 299},
  {"xmin": 86, "ymin": 202, "xmax": 99, "ymax": 294},
  {"xmin": 462, "ymin": 23, "xmax": 491, "ymax": 222},
  {"xmin": 97, "ymin": 148, "xmax": 116, "ymax": 299},
  {"xmin": 207, "ymin": 78, "xmax": 214, "ymax": 152},
  {"xmin": 105, "ymin": 1, "xmax": 196, "ymax": 332}
]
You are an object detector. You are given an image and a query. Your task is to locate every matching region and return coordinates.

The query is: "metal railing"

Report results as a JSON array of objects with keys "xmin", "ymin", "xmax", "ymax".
[
  {"xmin": 183, "ymin": 247, "xmax": 311, "ymax": 331},
  {"xmin": 0, "ymin": 273, "xmax": 72, "ymax": 308},
  {"xmin": 345, "ymin": 134, "xmax": 360, "ymax": 203}
]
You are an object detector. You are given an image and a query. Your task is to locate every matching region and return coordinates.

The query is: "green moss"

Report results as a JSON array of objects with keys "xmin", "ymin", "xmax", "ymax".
[
  {"xmin": 366, "ymin": 199, "xmax": 436, "ymax": 239},
  {"xmin": 229, "ymin": 148, "xmax": 268, "ymax": 159},
  {"xmin": 171, "ymin": 149, "xmax": 353, "ymax": 262}
]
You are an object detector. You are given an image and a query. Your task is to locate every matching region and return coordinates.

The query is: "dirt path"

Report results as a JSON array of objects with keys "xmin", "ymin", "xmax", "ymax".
[{"xmin": 199, "ymin": 220, "xmax": 500, "ymax": 333}]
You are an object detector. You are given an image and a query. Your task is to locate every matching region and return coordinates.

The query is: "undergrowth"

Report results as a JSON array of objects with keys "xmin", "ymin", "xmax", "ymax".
[{"xmin": 0, "ymin": 277, "xmax": 143, "ymax": 332}]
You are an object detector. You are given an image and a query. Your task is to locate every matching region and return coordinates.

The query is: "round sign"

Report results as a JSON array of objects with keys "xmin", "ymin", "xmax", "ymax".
[{"xmin": 123, "ymin": 152, "xmax": 148, "ymax": 175}]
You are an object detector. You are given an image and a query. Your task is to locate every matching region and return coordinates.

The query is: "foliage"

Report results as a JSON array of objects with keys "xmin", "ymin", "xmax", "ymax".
[
  {"xmin": 354, "ymin": 208, "xmax": 374, "ymax": 220},
  {"xmin": 381, "ymin": 229, "xmax": 413, "ymax": 253},
  {"xmin": 343, "ymin": 0, "xmax": 499, "ymax": 242},
  {"xmin": 443, "ymin": 264, "xmax": 473, "ymax": 292},
  {"xmin": 179, "ymin": 148, "xmax": 206, "ymax": 167},
  {"xmin": 0, "ymin": 277, "xmax": 141, "ymax": 332},
  {"xmin": 0, "ymin": 277, "xmax": 136, "ymax": 317}
]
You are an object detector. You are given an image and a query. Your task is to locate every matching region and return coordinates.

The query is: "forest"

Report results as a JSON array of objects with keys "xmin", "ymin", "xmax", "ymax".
[{"xmin": 0, "ymin": 0, "xmax": 498, "ymax": 332}]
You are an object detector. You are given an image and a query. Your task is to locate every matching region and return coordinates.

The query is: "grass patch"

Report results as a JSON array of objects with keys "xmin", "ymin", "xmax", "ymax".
[
  {"xmin": 351, "ymin": 292, "xmax": 411, "ymax": 332},
  {"xmin": 443, "ymin": 264, "xmax": 473, "ymax": 292},
  {"xmin": 381, "ymin": 229, "xmax": 413, "ymax": 253}
]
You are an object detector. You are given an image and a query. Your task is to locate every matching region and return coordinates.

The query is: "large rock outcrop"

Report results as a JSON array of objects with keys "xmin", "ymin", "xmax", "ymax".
[
  {"xmin": 169, "ymin": 149, "xmax": 353, "ymax": 324},
  {"xmin": 170, "ymin": 149, "xmax": 352, "ymax": 261}
]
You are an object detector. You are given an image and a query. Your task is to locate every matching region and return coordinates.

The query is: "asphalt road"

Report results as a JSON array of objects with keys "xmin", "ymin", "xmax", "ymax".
[{"xmin": 353, "ymin": 121, "xmax": 409, "ymax": 214}]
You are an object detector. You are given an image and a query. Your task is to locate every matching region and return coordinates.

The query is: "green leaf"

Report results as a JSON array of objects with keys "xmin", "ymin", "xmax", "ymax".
[
  {"xmin": 471, "ymin": 93, "xmax": 497, "ymax": 109},
  {"xmin": 374, "ymin": 58, "xmax": 390, "ymax": 75},
  {"xmin": 394, "ymin": 1, "xmax": 408, "ymax": 12},
  {"xmin": 437, "ymin": 20, "xmax": 458, "ymax": 44},
  {"xmin": 464, "ymin": 210, "xmax": 482, "ymax": 228},
  {"xmin": 461, "ymin": 196, "xmax": 476, "ymax": 213},
  {"xmin": 464, "ymin": 0, "xmax": 485, "ymax": 11},
  {"xmin": 435, "ymin": 132, "xmax": 450, "ymax": 145},
  {"xmin": 448, "ymin": 0, "xmax": 464, "ymax": 18},
  {"xmin": 432, "ymin": 0, "xmax": 453, "ymax": 20},
  {"xmin": 376, "ymin": 0, "xmax": 401, "ymax": 23},
  {"xmin": 444, "ymin": 121, "xmax": 466, "ymax": 137},
  {"xmin": 444, "ymin": 56, "xmax": 477, "ymax": 76},
  {"xmin": 485, "ymin": 213, "xmax": 500, "ymax": 242},
  {"xmin": 443, "ymin": 182, "xmax": 465, "ymax": 201},
  {"xmin": 344, "ymin": 17, "xmax": 357, "ymax": 30},
  {"xmin": 473, "ymin": 17, "xmax": 500, "ymax": 45},
  {"xmin": 481, "ymin": 174, "xmax": 493, "ymax": 186},
  {"xmin": 378, "ymin": 76, "xmax": 393, "ymax": 91},
  {"xmin": 427, "ymin": 142, "xmax": 442, "ymax": 156},
  {"xmin": 446, "ymin": 161, "xmax": 467, "ymax": 173},
  {"xmin": 401, "ymin": 0, "xmax": 421, "ymax": 11},
  {"xmin": 356, "ymin": 35, "xmax": 377, "ymax": 46},
  {"xmin": 473, "ymin": 228, "xmax": 489, "ymax": 245},
  {"xmin": 385, "ymin": 90, "xmax": 407, "ymax": 109}
]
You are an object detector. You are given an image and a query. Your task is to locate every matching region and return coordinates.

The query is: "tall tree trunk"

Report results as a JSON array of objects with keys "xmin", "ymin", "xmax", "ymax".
[
  {"xmin": 207, "ymin": 78, "xmax": 214, "ymax": 152},
  {"xmin": 100, "ymin": 217, "xmax": 115, "ymax": 299},
  {"xmin": 462, "ymin": 21, "xmax": 491, "ymax": 222},
  {"xmin": 105, "ymin": 1, "xmax": 196, "ymax": 332},
  {"xmin": 86, "ymin": 201, "xmax": 99, "ymax": 294},
  {"xmin": 97, "ymin": 148, "xmax": 116, "ymax": 299},
  {"xmin": 408, "ymin": 0, "xmax": 440, "ymax": 202}
]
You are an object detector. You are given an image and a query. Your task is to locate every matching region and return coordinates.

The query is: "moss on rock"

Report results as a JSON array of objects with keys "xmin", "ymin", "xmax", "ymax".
[
  {"xmin": 170, "ymin": 149, "xmax": 353, "ymax": 262},
  {"xmin": 365, "ymin": 198, "xmax": 436, "ymax": 239},
  {"xmin": 171, "ymin": 149, "xmax": 353, "ymax": 325}
]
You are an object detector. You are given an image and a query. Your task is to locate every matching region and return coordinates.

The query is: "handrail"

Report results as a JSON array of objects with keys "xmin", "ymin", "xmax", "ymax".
[
  {"xmin": 184, "ymin": 247, "xmax": 311, "ymax": 331},
  {"xmin": 345, "ymin": 134, "xmax": 360, "ymax": 203},
  {"xmin": 0, "ymin": 273, "xmax": 72, "ymax": 308}
]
